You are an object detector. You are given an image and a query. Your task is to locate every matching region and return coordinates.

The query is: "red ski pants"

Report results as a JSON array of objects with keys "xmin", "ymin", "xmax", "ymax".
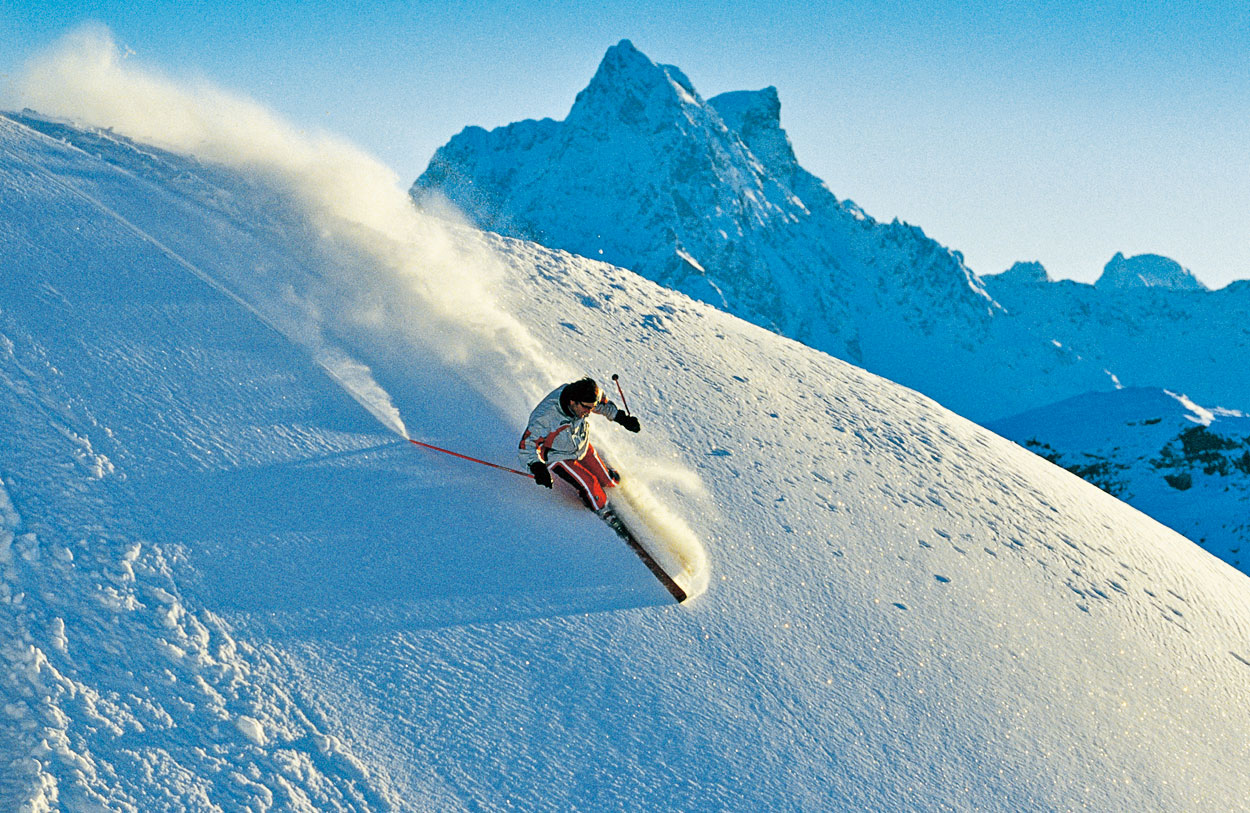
[{"xmin": 549, "ymin": 444, "xmax": 616, "ymax": 511}]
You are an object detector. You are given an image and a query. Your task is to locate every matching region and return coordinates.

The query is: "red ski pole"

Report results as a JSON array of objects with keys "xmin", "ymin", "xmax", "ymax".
[
  {"xmin": 611, "ymin": 373, "xmax": 631, "ymax": 416},
  {"xmin": 408, "ymin": 438, "xmax": 534, "ymax": 478}
]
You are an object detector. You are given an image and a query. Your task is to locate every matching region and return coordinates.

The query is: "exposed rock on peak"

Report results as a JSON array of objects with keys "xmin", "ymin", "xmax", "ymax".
[
  {"xmin": 708, "ymin": 87, "xmax": 798, "ymax": 179},
  {"xmin": 567, "ymin": 40, "xmax": 702, "ymax": 129}
]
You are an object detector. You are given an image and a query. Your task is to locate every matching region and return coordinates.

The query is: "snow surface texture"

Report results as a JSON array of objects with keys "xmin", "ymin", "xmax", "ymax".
[
  {"xmin": 990, "ymin": 388, "xmax": 1250, "ymax": 572},
  {"xmin": 5, "ymin": 29, "xmax": 1250, "ymax": 811}
]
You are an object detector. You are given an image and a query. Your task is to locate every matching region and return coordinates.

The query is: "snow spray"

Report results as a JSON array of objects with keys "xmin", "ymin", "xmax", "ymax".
[
  {"xmin": 313, "ymin": 347, "xmax": 408, "ymax": 439},
  {"xmin": 12, "ymin": 23, "xmax": 554, "ymax": 426}
]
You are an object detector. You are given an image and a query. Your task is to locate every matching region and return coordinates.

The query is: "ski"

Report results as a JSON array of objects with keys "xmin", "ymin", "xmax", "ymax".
[{"xmin": 599, "ymin": 507, "xmax": 688, "ymax": 603}]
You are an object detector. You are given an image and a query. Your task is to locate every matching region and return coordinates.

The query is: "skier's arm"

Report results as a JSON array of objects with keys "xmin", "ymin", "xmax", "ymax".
[
  {"xmin": 592, "ymin": 397, "xmax": 620, "ymax": 421},
  {"xmin": 594, "ymin": 398, "xmax": 640, "ymax": 432},
  {"xmin": 519, "ymin": 410, "xmax": 558, "ymax": 488},
  {"xmin": 518, "ymin": 422, "xmax": 547, "ymax": 467},
  {"xmin": 518, "ymin": 402, "xmax": 562, "ymax": 467}
]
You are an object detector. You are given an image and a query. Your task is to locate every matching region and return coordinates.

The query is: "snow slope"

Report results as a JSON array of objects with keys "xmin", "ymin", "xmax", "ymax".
[
  {"xmin": 5, "ymin": 35, "xmax": 1250, "ymax": 811},
  {"xmin": 990, "ymin": 388, "xmax": 1250, "ymax": 572}
]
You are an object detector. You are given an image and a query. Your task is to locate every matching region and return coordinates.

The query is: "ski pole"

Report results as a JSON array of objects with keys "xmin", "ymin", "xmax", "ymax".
[
  {"xmin": 611, "ymin": 373, "xmax": 632, "ymax": 416},
  {"xmin": 408, "ymin": 438, "xmax": 534, "ymax": 478}
]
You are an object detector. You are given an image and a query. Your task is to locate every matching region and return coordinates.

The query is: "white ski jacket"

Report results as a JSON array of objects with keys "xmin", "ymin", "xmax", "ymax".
[{"xmin": 518, "ymin": 384, "xmax": 621, "ymax": 468}]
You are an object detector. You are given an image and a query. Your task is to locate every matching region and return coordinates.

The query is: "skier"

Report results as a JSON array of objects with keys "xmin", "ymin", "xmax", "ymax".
[{"xmin": 518, "ymin": 377, "xmax": 641, "ymax": 511}]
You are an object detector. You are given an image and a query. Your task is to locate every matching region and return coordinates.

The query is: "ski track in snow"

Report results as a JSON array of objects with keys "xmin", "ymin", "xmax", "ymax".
[
  {"xmin": 8, "ymin": 113, "xmax": 413, "ymax": 445},
  {"xmin": 4, "ymin": 90, "xmax": 1250, "ymax": 811}
]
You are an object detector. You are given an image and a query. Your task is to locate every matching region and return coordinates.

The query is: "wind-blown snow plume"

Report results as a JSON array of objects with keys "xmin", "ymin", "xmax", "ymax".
[{"xmin": 12, "ymin": 24, "xmax": 550, "ymax": 427}]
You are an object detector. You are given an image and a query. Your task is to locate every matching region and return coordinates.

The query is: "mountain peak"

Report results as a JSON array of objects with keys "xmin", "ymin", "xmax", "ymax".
[
  {"xmin": 411, "ymin": 42, "xmax": 1114, "ymax": 421},
  {"xmin": 709, "ymin": 86, "xmax": 781, "ymax": 127},
  {"xmin": 708, "ymin": 87, "xmax": 797, "ymax": 173},
  {"xmin": 1096, "ymin": 252, "xmax": 1207, "ymax": 291},
  {"xmin": 991, "ymin": 261, "xmax": 1051, "ymax": 285},
  {"xmin": 568, "ymin": 40, "xmax": 701, "ymax": 127},
  {"xmin": 593, "ymin": 39, "xmax": 650, "ymax": 80}
]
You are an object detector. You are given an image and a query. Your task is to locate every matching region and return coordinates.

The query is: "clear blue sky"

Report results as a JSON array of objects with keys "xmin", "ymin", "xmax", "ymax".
[{"xmin": 5, "ymin": 1, "xmax": 1248, "ymax": 287}]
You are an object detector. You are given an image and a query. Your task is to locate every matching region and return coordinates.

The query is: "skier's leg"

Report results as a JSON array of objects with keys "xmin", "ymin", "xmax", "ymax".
[
  {"xmin": 551, "ymin": 459, "xmax": 609, "ymax": 511},
  {"xmin": 581, "ymin": 443, "xmax": 619, "ymax": 486}
]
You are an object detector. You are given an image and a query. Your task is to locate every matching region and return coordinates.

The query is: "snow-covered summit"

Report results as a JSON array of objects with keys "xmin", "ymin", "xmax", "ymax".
[
  {"xmin": 419, "ymin": 37, "xmax": 826, "ymax": 316},
  {"xmin": 566, "ymin": 39, "xmax": 702, "ymax": 127},
  {"xmin": 990, "ymin": 254, "xmax": 1209, "ymax": 293},
  {"xmin": 1097, "ymin": 251, "xmax": 1208, "ymax": 291},
  {"xmin": 414, "ymin": 41, "xmax": 1112, "ymax": 422}
]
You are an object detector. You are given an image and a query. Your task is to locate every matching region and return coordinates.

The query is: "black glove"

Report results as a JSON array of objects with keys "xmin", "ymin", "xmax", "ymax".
[
  {"xmin": 614, "ymin": 413, "xmax": 641, "ymax": 433},
  {"xmin": 529, "ymin": 461, "xmax": 552, "ymax": 488}
]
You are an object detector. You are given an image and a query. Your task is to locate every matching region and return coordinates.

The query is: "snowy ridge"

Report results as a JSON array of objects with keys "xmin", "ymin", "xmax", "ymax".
[
  {"xmin": 5, "ymin": 29, "xmax": 1250, "ymax": 810},
  {"xmin": 1096, "ymin": 251, "xmax": 1208, "ymax": 291},
  {"xmin": 984, "ymin": 265, "xmax": 1250, "ymax": 414}
]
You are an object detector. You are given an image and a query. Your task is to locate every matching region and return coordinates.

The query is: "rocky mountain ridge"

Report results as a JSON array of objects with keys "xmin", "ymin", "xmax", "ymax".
[{"xmin": 983, "ymin": 264, "xmax": 1250, "ymax": 411}]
